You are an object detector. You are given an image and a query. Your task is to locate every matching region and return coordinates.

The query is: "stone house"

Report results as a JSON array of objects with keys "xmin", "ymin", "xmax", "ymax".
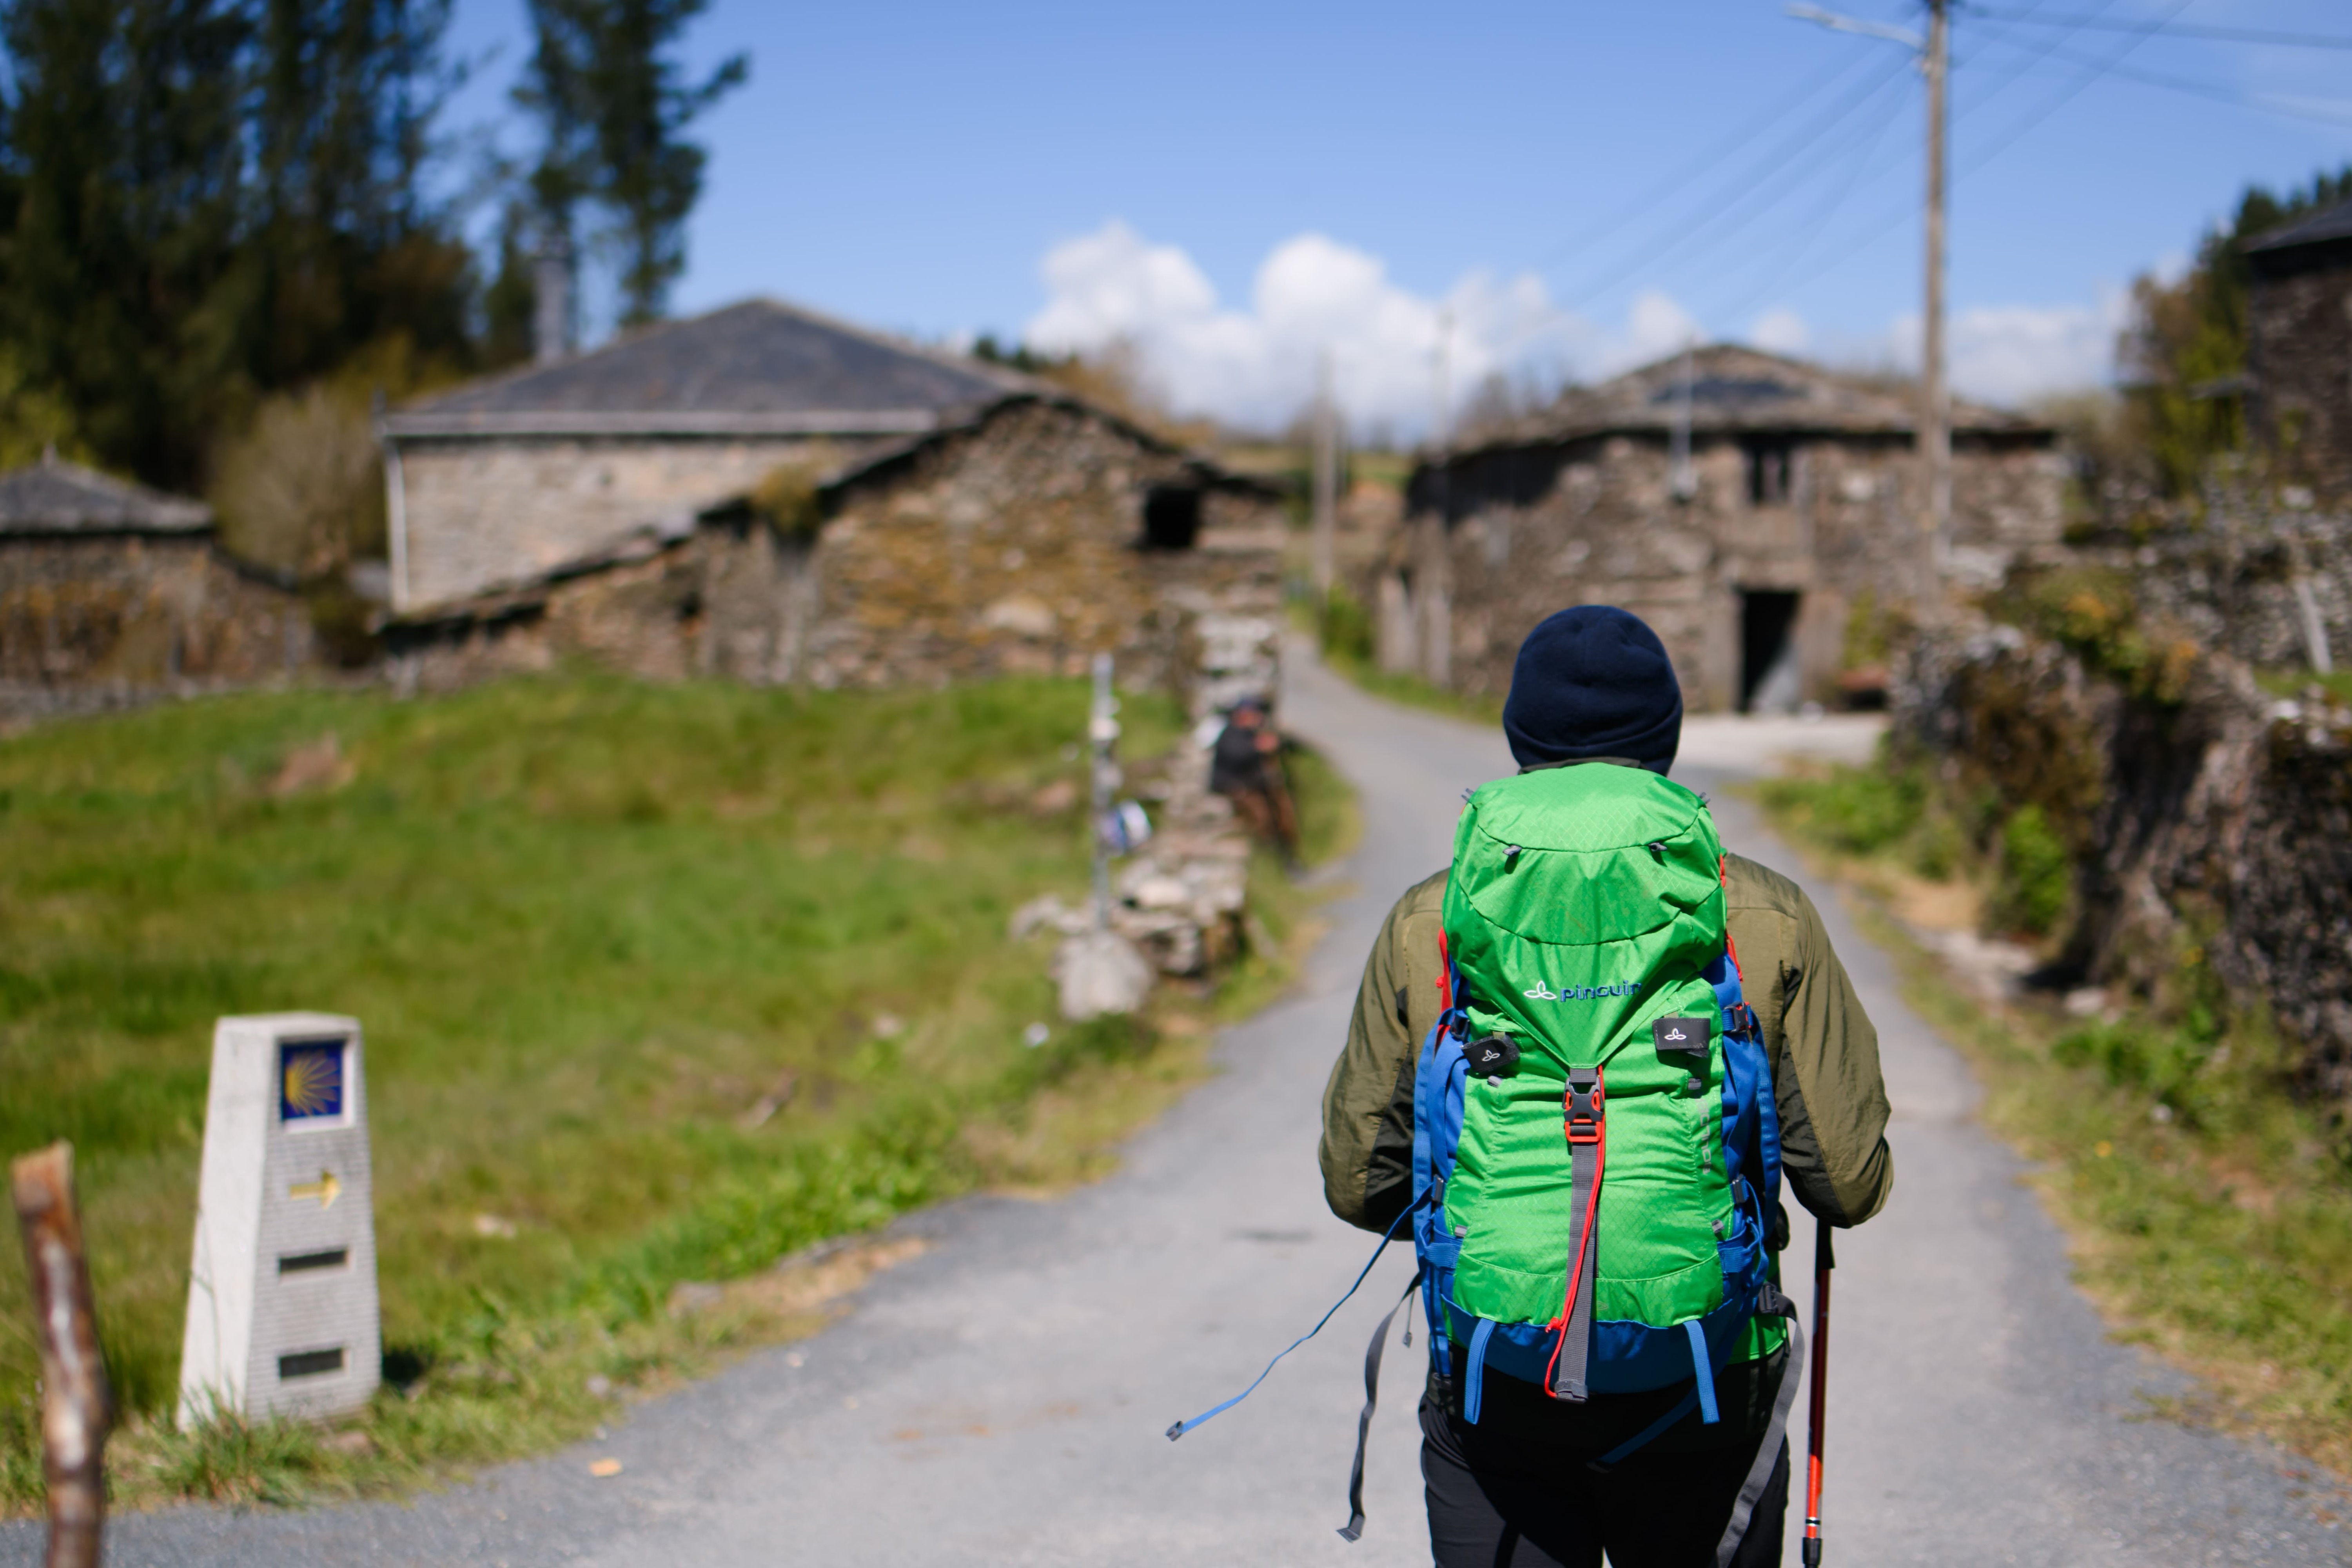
[
  {"xmin": 379, "ymin": 299, "xmax": 1286, "ymax": 701},
  {"xmin": 1379, "ymin": 345, "xmax": 2063, "ymax": 711},
  {"xmin": 0, "ymin": 455, "xmax": 312, "ymax": 717},
  {"xmin": 2245, "ymin": 197, "xmax": 2352, "ymax": 507}
]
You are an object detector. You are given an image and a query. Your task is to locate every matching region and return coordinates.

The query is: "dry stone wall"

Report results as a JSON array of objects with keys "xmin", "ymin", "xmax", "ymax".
[
  {"xmin": 2071, "ymin": 512, "xmax": 2351, "ymax": 673},
  {"xmin": 804, "ymin": 401, "xmax": 1281, "ymax": 694},
  {"xmin": 386, "ymin": 401, "xmax": 1286, "ymax": 704},
  {"xmin": 0, "ymin": 535, "xmax": 314, "ymax": 717},
  {"xmin": 1898, "ymin": 622, "xmax": 2352, "ymax": 1112},
  {"xmin": 1381, "ymin": 433, "xmax": 2062, "ymax": 709}
]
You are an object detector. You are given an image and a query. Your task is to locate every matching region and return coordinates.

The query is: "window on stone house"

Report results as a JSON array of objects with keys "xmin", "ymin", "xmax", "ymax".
[
  {"xmin": 1742, "ymin": 436, "xmax": 1797, "ymax": 506},
  {"xmin": 1143, "ymin": 486, "xmax": 1203, "ymax": 549}
]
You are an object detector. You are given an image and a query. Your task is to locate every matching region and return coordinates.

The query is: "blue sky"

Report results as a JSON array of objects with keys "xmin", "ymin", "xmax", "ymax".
[{"xmin": 444, "ymin": 0, "xmax": 2352, "ymax": 434}]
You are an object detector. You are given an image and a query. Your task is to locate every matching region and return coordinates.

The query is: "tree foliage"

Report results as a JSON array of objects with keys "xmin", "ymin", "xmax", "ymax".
[
  {"xmin": 2118, "ymin": 165, "xmax": 2352, "ymax": 500},
  {"xmin": 515, "ymin": 0, "xmax": 746, "ymax": 328},
  {"xmin": 0, "ymin": 0, "xmax": 747, "ymax": 510}
]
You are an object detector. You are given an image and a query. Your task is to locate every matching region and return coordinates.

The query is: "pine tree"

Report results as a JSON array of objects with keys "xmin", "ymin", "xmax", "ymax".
[
  {"xmin": 0, "ymin": 0, "xmax": 249, "ymax": 483},
  {"xmin": 517, "ymin": 0, "xmax": 746, "ymax": 330}
]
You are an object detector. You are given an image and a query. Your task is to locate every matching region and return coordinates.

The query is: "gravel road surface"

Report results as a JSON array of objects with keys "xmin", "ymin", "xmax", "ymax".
[{"xmin": 7, "ymin": 653, "xmax": 2343, "ymax": 1566}]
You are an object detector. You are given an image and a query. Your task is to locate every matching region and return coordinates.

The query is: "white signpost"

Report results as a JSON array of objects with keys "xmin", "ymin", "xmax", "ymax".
[{"xmin": 178, "ymin": 1013, "xmax": 381, "ymax": 1427}]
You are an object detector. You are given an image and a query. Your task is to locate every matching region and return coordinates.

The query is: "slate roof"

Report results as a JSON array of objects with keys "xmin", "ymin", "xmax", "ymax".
[
  {"xmin": 0, "ymin": 454, "xmax": 212, "ymax": 535},
  {"xmin": 2243, "ymin": 196, "xmax": 2352, "ymax": 256},
  {"xmin": 385, "ymin": 298, "xmax": 1034, "ymax": 438},
  {"xmin": 1472, "ymin": 344, "xmax": 2044, "ymax": 451}
]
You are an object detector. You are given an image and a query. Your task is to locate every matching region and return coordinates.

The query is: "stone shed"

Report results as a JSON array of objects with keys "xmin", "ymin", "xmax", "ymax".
[
  {"xmin": 2245, "ymin": 197, "xmax": 2352, "ymax": 508},
  {"xmin": 378, "ymin": 299, "xmax": 1286, "ymax": 699},
  {"xmin": 0, "ymin": 455, "xmax": 312, "ymax": 717},
  {"xmin": 1381, "ymin": 345, "xmax": 2063, "ymax": 711}
]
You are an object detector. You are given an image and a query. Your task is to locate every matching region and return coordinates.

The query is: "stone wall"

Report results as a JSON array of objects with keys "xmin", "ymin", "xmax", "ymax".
[
  {"xmin": 1898, "ymin": 622, "xmax": 2352, "ymax": 1112},
  {"xmin": 2248, "ymin": 249, "xmax": 2352, "ymax": 508},
  {"xmin": 0, "ymin": 534, "xmax": 314, "ymax": 717},
  {"xmin": 1379, "ymin": 432, "xmax": 2062, "ymax": 710},
  {"xmin": 387, "ymin": 400, "xmax": 1286, "ymax": 701},
  {"xmin": 804, "ymin": 400, "xmax": 1281, "ymax": 695},
  {"xmin": 392, "ymin": 433, "xmax": 889, "ymax": 610},
  {"xmin": 2077, "ymin": 512, "xmax": 2350, "ymax": 673}
]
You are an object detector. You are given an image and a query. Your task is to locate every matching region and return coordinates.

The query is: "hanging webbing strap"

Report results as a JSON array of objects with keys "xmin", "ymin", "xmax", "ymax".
[
  {"xmin": 1685, "ymin": 1318, "xmax": 1721, "ymax": 1425},
  {"xmin": 1166, "ymin": 1201, "xmax": 1413, "ymax": 1442},
  {"xmin": 1712, "ymin": 1289, "xmax": 1803, "ymax": 1568},
  {"xmin": 1336, "ymin": 1267, "xmax": 1422, "ymax": 1544},
  {"xmin": 1548, "ymin": 1065, "xmax": 1606, "ymax": 1402},
  {"xmin": 1461, "ymin": 1318, "xmax": 1496, "ymax": 1425},
  {"xmin": 1589, "ymin": 1385, "xmax": 1699, "ymax": 1471}
]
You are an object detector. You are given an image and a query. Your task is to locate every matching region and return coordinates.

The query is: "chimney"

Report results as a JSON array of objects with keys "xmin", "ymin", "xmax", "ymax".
[{"xmin": 534, "ymin": 235, "xmax": 575, "ymax": 366}]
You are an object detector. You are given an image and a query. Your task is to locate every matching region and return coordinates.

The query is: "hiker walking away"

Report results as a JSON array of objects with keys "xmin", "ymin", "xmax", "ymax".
[
  {"xmin": 1318, "ymin": 606, "xmax": 1894, "ymax": 1568},
  {"xmin": 1209, "ymin": 695, "xmax": 1299, "ymax": 860}
]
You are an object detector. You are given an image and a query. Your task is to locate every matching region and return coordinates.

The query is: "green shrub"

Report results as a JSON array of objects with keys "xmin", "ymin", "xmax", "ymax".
[
  {"xmin": 1992, "ymin": 804, "xmax": 2072, "ymax": 935},
  {"xmin": 1753, "ymin": 762, "xmax": 1926, "ymax": 858},
  {"xmin": 1318, "ymin": 588, "xmax": 1374, "ymax": 664}
]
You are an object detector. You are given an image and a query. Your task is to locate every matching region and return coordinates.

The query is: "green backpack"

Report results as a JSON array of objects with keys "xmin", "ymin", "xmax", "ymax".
[{"xmin": 1426, "ymin": 762, "xmax": 1785, "ymax": 1424}]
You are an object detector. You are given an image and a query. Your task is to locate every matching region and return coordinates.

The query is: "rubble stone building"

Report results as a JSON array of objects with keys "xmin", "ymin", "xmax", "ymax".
[
  {"xmin": 1381, "ymin": 345, "xmax": 2063, "ymax": 711},
  {"xmin": 0, "ymin": 455, "xmax": 312, "ymax": 717},
  {"xmin": 380, "ymin": 300, "xmax": 1286, "ymax": 700},
  {"xmin": 2245, "ymin": 197, "xmax": 2352, "ymax": 508}
]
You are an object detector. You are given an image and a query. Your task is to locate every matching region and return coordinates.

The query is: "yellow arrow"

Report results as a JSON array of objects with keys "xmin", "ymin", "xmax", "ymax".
[{"xmin": 289, "ymin": 1171, "xmax": 341, "ymax": 1209}]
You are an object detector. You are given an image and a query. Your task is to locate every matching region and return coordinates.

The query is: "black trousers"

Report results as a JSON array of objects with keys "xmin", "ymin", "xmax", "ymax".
[{"xmin": 1419, "ymin": 1366, "xmax": 1789, "ymax": 1568}]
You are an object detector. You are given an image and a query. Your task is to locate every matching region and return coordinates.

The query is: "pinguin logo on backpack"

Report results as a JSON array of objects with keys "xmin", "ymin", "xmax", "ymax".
[{"xmin": 1522, "ymin": 981, "xmax": 1643, "ymax": 1001}]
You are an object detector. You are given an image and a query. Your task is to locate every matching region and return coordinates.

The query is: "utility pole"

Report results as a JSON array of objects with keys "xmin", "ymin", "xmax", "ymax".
[
  {"xmin": 1787, "ymin": 0, "xmax": 1950, "ymax": 616},
  {"xmin": 1434, "ymin": 308, "xmax": 1454, "ymax": 456},
  {"xmin": 1670, "ymin": 338, "xmax": 1698, "ymax": 501},
  {"xmin": 1920, "ymin": 0, "xmax": 1951, "ymax": 617},
  {"xmin": 1311, "ymin": 347, "xmax": 1338, "ymax": 601}
]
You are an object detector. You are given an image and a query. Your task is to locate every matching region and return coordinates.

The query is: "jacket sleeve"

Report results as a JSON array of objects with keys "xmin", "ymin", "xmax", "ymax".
[
  {"xmin": 1772, "ymin": 887, "xmax": 1895, "ymax": 1228},
  {"xmin": 1319, "ymin": 875, "xmax": 1445, "ymax": 1232}
]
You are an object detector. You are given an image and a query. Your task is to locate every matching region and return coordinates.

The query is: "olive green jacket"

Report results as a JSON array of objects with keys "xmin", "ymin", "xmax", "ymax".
[{"xmin": 1319, "ymin": 849, "xmax": 1894, "ymax": 1236}]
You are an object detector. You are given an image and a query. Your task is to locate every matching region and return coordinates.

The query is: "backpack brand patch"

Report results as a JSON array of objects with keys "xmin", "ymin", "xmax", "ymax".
[{"xmin": 1652, "ymin": 1015, "xmax": 1710, "ymax": 1057}]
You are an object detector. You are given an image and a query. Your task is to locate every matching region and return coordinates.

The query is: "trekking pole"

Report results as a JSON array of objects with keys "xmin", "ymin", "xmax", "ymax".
[{"xmin": 1802, "ymin": 1217, "xmax": 1834, "ymax": 1566}]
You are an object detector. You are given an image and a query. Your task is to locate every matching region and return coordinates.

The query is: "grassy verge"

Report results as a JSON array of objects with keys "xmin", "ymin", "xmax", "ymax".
[
  {"xmin": 1753, "ymin": 758, "xmax": 2352, "ymax": 1479},
  {"xmin": 0, "ymin": 671, "xmax": 1354, "ymax": 1511}
]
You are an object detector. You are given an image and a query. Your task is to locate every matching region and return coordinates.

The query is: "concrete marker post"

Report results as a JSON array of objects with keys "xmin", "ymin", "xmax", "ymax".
[{"xmin": 178, "ymin": 1013, "xmax": 381, "ymax": 1427}]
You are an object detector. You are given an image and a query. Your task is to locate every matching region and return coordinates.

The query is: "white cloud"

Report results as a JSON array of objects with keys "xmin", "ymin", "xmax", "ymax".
[
  {"xmin": 1025, "ymin": 221, "xmax": 1690, "ymax": 438},
  {"xmin": 1876, "ymin": 288, "xmax": 2127, "ymax": 406},
  {"xmin": 1749, "ymin": 308, "xmax": 1811, "ymax": 356},
  {"xmin": 1026, "ymin": 220, "xmax": 2127, "ymax": 431}
]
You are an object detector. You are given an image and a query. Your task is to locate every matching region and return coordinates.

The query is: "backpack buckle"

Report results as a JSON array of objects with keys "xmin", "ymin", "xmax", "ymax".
[{"xmin": 1564, "ymin": 1066, "xmax": 1604, "ymax": 1145}]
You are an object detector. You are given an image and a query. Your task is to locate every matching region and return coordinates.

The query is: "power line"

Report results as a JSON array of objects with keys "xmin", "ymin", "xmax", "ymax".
[
  {"xmin": 1530, "ymin": 45, "xmax": 1886, "ymax": 274},
  {"xmin": 1962, "ymin": 6, "xmax": 2352, "ymax": 51},
  {"xmin": 1975, "ymin": 32, "xmax": 2352, "ymax": 127},
  {"xmin": 1703, "ymin": 69, "xmax": 1911, "ymax": 326},
  {"xmin": 1748, "ymin": 0, "xmax": 2198, "ymax": 302},
  {"xmin": 1544, "ymin": 51, "xmax": 1916, "ymax": 310},
  {"xmin": 1632, "ymin": 0, "xmax": 2119, "ymax": 324}
]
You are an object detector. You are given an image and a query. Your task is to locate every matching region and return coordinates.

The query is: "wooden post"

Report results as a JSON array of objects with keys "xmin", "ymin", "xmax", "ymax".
[{"xmin": 12, "ymin": 1142, "xmax": 112, "ymax": 1568}]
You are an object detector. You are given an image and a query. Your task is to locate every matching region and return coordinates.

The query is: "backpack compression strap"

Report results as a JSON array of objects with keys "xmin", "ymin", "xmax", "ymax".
[{"xmin": 1545, "ymin": 1065, "xmax": 1606, "ymax": 1402}]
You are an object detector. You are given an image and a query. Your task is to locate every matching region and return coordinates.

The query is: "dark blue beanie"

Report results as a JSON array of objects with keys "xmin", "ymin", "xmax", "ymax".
[{"xmin": 1501, "ymin": 606, "xmax": 1683, "ymax": 773}]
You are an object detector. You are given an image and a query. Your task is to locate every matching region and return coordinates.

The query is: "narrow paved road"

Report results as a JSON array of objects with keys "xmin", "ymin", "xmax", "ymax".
[{"xmin": 14, "ymin": 657, "xmax": 2344, "ymax": 1566}]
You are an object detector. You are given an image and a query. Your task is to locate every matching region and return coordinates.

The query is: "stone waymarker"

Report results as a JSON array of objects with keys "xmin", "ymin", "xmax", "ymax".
[{"xmin": 178, "ymin": 1013, "xmax": 381, "ymax": 1426}]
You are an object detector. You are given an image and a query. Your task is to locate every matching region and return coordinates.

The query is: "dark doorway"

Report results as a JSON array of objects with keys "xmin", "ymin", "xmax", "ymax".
[
  {"xmin": 1739, "ymin": 590, "xmax": 1802, "ymax": 713},
  {"xmin": 1142, "ymin": 486, "xmax": 1202, "ymax": 549}
]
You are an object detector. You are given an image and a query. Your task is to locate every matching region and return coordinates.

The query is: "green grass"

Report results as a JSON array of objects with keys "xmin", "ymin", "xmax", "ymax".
[
  {"xmin": 0, "ymin": 670, "xmax": 1351, "ymax": 1509},
  {"xmin": 1755, "ymin": 760, "xmax": 2352, "ymax": 1477},
  {"xmin": 2256, "ymin": 667, "xmax": 2352, "ymax": 706}
]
